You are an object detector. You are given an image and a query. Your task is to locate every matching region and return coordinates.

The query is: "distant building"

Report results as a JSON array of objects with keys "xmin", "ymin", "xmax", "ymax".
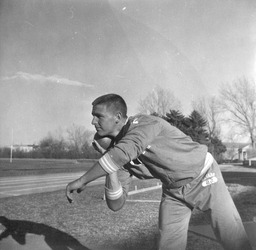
[
  {"xmin": 238, "ymin": 143, "xmax": 256, "ymax": 161},
  {"xmin": 222, "ymin": 142, "xmax": 248, "ymax": 161},
  {"xmin": 223, "ymin": 142, "xmax": 256, "ymax": 167},
  {"xmin": 13, "ymin": 144, "xmax": 39, "ymax": 152}
]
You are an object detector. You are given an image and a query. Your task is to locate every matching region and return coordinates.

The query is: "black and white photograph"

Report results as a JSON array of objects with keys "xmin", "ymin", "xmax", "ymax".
[{"xmin": 0, "ymin": 1, "xmax": 256, "ymax": 249}]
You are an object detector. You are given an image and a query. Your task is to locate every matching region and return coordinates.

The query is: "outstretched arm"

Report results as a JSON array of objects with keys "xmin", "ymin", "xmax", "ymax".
[{"xmin": 66, "ymin": 161, "xmax": 107, "ymax": 203}]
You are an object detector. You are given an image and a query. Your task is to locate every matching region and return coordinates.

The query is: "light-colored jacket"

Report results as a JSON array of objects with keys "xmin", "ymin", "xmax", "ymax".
[{"xmin": 100, "ymin": 114, "xmax": 208, "ymax": 188}]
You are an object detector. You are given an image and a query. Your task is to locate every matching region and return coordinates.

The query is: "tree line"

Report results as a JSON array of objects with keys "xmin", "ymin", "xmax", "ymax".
[
  {"xmin": 139, "ymin": 77, "xmax": 256, "ymax": 149},
  {"xmin": 1, "ymin": 77, "xmax": 255, "ymax": 162},
  {"xmin": 0, "ymin": 125, "xmax": 101, "ymax": 160},
  {"xmin": 0, "ymin": 110, "xmax": 226, "ymax": 162},
  {"xmin": 140, "ymin": 77, "xmax": 256, "ymax": 157}
]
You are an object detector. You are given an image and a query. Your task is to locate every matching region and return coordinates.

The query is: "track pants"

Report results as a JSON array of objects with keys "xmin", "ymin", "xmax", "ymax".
[{"xmin": 157, "ymin": 161, "xmax": 252, "ymax": 250}]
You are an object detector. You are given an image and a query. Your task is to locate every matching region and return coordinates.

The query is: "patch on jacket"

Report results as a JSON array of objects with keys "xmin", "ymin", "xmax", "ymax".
[
  {"xmin": 132, "ymin": 118, "xmax": 139, "ymax": 124},
  {"xmin": 202, "ymin": 172, "xmax": 218, "ymax": 187}
]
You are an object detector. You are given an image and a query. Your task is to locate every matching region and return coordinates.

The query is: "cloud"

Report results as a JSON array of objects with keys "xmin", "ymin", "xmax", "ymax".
[{"xmin": 2, "ymin": 72, "xmax": 93, "ymax": 87}]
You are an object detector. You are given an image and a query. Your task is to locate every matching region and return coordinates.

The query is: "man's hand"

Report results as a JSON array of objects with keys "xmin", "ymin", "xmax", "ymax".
[
  {"xmin": 65, "ymin": 160, "xmax": 108, "ymax": 204},
  {"xmin": 93, "ymin": 133, "xmax": 112, "ymax": 154},
  {"xmin": 92, "ymin": 139, "xmax": 106, "ymax": 154},
  {"xmin": 66, "ymin": 179, "xmax": 84, "ymax": 204}
]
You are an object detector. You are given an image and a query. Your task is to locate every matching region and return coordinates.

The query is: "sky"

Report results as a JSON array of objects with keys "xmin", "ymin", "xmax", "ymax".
[{"xmin": 0, "ymin": 0, "xmax": 256, "ymax": 146}]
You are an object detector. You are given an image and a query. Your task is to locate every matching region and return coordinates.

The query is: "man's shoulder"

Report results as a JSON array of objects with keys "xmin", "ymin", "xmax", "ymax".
[
  {"xmin": 128, "ymin": 114, "xmax": 160, "ymax": 125},
  {"xmin": 127, "ymin": 114, "xmax": 182, "ymax": 135}
]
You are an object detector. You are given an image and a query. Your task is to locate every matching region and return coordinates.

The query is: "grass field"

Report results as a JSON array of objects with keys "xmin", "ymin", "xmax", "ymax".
[
  {"xmin": 1, "ymin": 159, "xmax": 256, "ymax": 250},
  {"xmin": 0, "ymin": 158, "xmax": 96, "ymax": 177}
]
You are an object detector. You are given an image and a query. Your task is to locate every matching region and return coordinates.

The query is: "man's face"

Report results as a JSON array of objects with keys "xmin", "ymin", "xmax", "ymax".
[{"xmin": 91, "ymin": 104, "xmax": 118, "ymax": 137}]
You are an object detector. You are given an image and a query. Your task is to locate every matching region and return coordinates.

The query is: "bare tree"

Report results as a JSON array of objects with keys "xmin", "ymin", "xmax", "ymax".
[
  {"xmin": 138, "ymin": 85, "xmax": 182, "ymax": 116},
  {"xmin": 39, "ymin": 131, "xmax": 67, "ymax": 159},
  {"xmin": 219, "ymin": 77, "xmax": 256, "ymax": 148},
  {"xmin": 223, "ymin": 132, "xmax": 242, "ymax": 161},
  {"xmin": 192, "ymin": 96, "xmax": 221, "ymax": 138},
  {"xmin": 67, "ymin": 124, "xmax": 94, "ymax": 154}
]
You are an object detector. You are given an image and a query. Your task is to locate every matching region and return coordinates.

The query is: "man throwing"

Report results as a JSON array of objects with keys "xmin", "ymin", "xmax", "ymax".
[{"xmin": 66, "ymin": 93, "xmax": 252, "ymax": 250}]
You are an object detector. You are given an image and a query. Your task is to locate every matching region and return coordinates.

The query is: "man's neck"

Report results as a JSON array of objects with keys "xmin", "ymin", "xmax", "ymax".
[{"xmin": 112, "ymin": 118, "xmax": 127, "ymax": 138}]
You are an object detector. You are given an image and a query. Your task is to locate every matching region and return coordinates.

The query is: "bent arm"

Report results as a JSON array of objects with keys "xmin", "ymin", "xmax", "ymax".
[{"xmin": 105, "ymin": 169, "xmax": 132, "ymax": 211}]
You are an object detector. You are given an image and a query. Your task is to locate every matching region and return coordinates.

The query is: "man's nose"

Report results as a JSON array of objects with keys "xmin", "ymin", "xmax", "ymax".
[{"xmin": 91, "ymin": 116, "xmax": 97, "ymax": 125}]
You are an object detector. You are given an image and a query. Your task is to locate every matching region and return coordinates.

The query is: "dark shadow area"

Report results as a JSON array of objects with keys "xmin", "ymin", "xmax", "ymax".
[
  {"xmin": 222, "ymin": 171, "xmax": 256, "ymax": 186},
  {"xmin": 0, "ymin": 216, "xmax": 90, "ymax": 250}
]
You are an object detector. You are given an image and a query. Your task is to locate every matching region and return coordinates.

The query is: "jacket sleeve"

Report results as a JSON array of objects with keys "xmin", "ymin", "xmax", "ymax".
[
  {"xmin": 105, "ymin": 169, "xmax": 132, "ymax": 211},
  {"xmin": 99, "ymin": 115, "xmax": 161, "ymax": 174}
]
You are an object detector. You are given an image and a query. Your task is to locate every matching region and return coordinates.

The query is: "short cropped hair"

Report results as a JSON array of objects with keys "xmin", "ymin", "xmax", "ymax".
[{"xmin": 92, "ymin": 94, "xmax": 127, "ymax": 118}]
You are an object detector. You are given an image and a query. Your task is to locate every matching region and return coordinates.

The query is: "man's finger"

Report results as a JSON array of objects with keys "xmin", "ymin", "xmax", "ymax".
[
  {"xmin": 92, "ymin": 141, "xmax": 98, "ymax": 151},
  {"xmin": 66, "ymin": 187, "xmax": 73, "ymax": 203},
  {"xmin": 67, "ymin": 192, "xmax": 73, "ymax": 203},
  {"xmin": 92, "ymin": 140, "xmax": 105, "ymax": 154}
]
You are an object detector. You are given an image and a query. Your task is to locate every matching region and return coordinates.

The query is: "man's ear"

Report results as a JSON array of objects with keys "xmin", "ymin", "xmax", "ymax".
[{"xmin": 115, "ymin": 112, "xmax": 122, "ymax": 123}]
